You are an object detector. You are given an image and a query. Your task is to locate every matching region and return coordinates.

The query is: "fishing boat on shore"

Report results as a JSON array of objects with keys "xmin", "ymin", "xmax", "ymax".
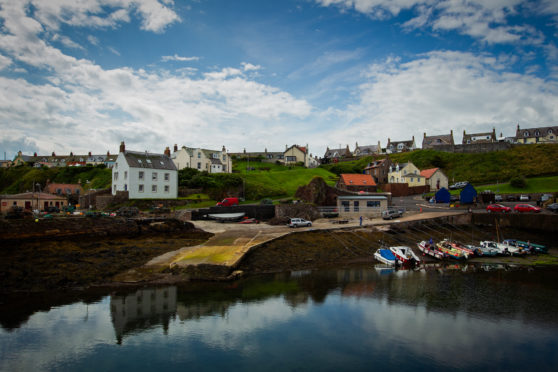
[
  {"xmin": 207, "ymin": 212, "xmax": 245, "ymax": 222},
  {"xmin": 466, "ymin": 244, "xmax": 498, "ymax": 256},
  {"xmin": 390, "ymin": 246, "xmax": 421, "ymax": 265},
  {"xmin": 449, "ymin": 240, "xmax": 480, "ymax": 256},
  {"xmin": 436, "ymin": 240, "xmax": 469, "ymax": 260},
  {"xmin": 504, "ymin": 239, "xmax": 547, "ymax": 254},
  {"xmin": 374, "ymin": 248, "xmax": 398, "ymax": 266},
  {"xmin": 417, "ymin": 240, "xmax": 447, "ymax": 260}
]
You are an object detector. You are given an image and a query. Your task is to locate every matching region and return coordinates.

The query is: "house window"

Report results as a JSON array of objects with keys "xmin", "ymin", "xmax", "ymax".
[
  {"xmin": 286, "ymin": 156, "xmax": 296, "ymax": 162},
  {"xmin": 341, "ymin": 201, "xmax": 350, "ymax": 212},
  {"xmin": 139, "ymin": 184, "xmax": 144, "ymax": 192},
  {"xmin": 224, "ymin": 155, "xmax": 227, "ymax": 161},
  {"xmin": 114, "ymin": 172, "xmax": 118, "ymax": 181},
  {"xmin": 549, "ymin": 129, "xmax": 553, "ymax": 134},
  {"xmin": 164, "ymin": 185, "xmax": 169, "ymax": 193},
  {"xmin": 152, "ymin": 172, "xmax": 158, "ymax": 181},
  {"xmin": 152, "ymin": 185, "xmax": 157, "ymax": 192},
  {"xmin": 124, "ymin": 171, "xmax": 127, "ymax": 179},
  {"xmin": 56, "ymin": 188, "xmax": 62, "ymax": 195},
  {"xmin": 115, "ymin": 163, "xmax": 118, "ymax": 169},
  {"xmin": 138, "ymin": 159, "xmax": 142, "ymax": 164},
  {"xmin": 524, "ymin": 131, "xmax": 529, "ymax": 137},
  {"xmin": 411, "ymin": 177, "xmax": 414, "ymax": 182},
  {"xmin": 367, "ymin": 201, "xmax": 380, "ymax": 207},
  {"xmin": 113, "ymin": 185, "xmax": 116, "ymax": 193},
  {"xmin": 146, "ymin": 159, "xmax": 152, "ymax": 164},
  {"xmin": 139, "ymin": 171, "xmax": 144, "ymax": 180},
  {"xmin": 164, "ymin": 173, "xmax": 169, "ymax": 181},
  {"xmin": 124, "ymin": 184, "xmax": 127, "ymax": 191},
  {"xmin": 197, "ymin": 162, "xmax": 201, "ymax": 169},
  {"xmin": 535, "ymin": 130, "xmax": 540, "ymax": 136},
  {"xmin": 354, "ymin": 201, "xmax": 359, "ymax": 212},
  {"xmin": 198, "ymin": 152, "xmax": 201, "ymax": 158}
]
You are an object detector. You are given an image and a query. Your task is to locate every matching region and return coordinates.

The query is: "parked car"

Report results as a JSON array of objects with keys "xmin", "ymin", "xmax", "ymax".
[
  {"xmin": 450, "ymin": 195, "xmax": 460, "ymax": 202},
  {"xmin": 288, "ymin": 218, "xmax": 312, "ymax": 227},
  {"xmin": 486, "ymin": 204, "xmax": 511, "ymax": 213},
  {"xmin": 382, "ymin": 209, "xmax": 403, "ymax": 220},
  {"xmin": 494, "ymin": 194, "xmax": 503, "ymax": 202},
  {"xmin": 44, "ymin": 206, "xmax": 60, "ymax": 213},
  {"xmin": 540, "ymin": 194, "xmax": 553, "ymax": 202},
  {"xmin": 514, "ymin": 204, "xmax": 541, "ymax": 213},
  {"xmin": 506, "ymin": 194, "xmax": 518, "ymax": 201},
  {"xmin": 217, "ymin": 197, "xmax": 239, "ymax": 207},
  {"xmin": 519, "ymin": 194, "xmax": 530, "ymax": 201},
  {"xmin": 547, "ymin": 203, "xmax": 558, "ymax": 213},
  {"xmin": 449, "ymin": 181, "xmax": 468, "ymax": 190}
]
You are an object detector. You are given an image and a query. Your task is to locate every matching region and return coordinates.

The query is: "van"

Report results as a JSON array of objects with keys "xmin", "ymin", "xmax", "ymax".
[
  {"xmin": 382, "ymin": 209, "xmax": 402, "ymax": 220},
  {"xmin": 217, "ymin": 197, "xmax": 239, "ymax": 207}
]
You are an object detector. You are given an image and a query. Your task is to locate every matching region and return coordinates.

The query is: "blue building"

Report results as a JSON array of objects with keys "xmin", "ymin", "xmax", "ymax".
[
  {"xmin": 459, "ymin": 183, "xmax": 477, "ymax": 204},
  {"xmin": 435, "ymin": 187, "xmax": 450, "ymax": 203}
]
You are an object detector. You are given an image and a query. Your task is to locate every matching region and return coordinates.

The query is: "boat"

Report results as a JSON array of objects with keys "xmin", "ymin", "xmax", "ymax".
[
  {"xmin": 436, "ymin": 240, "xmax": 468, "ymax": 260},
  {"xmin": 207, "ymin": 212, "xmax": 245, "ymax": 222},
  {"xmin": 505, "ymin": 239, "xmax": 547, "ymax": 254},
  {"xmin": 479, "ymin": 240, "xmax": 526, "ymax": 256},
  {"xmin": 374, "ymin": 248, "xmax": 398, "ymax": 266},
  {"xmin": 448, "ymin": 240, "xmax": 479, "ymax": 256},
  {"xmin": 389, "ymin": 246, "xmax": 421, "ymax": 265},
  {"xmin": 417, "ymin": 241, "xmax": 447, "ymax": 260},
  {"xmin": 466, "ymin": 244, "xmax": 498, "ymax": 256}
]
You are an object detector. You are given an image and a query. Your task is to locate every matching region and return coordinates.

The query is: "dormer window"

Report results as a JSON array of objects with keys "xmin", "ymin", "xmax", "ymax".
[
  {"xmin": 524, "ymin": 131, "xmax": 529, "ymax": 137},
  {"xmin": 535, "ymin": 130, "xmax": 540, "ymax": 136},
  {"xmin": 549, "ymin": 129, "xmax": 553, "ymax": 134},
  {"xmin": 146, "ymin": 159, "xmax": 152, "ymax": 164},
  {"xmin": 138, "ymin": 159, "xmax": 142, "ymax": 164}
]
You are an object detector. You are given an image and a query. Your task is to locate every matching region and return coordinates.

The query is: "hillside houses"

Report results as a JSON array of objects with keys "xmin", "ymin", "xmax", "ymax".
[
  {"xmin": 422, "ymin": 131, "xmax": 454, "ymax": 149},
  {"xmin": 515, "ymin": 124, "xmax": 558, "ymax": 144},
  {"xmin": 171, "ymin": 145, "xmax": 232, "ymax": 173}
]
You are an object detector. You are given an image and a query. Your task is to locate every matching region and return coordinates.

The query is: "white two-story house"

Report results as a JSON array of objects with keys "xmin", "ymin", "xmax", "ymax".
[
  {"xmin": 171, "ymin": 145, "xmax": 232, "ymax": 173},
  {"xmin": 112, "ymin": 142, "xmax": 178, "ymax": 199}
]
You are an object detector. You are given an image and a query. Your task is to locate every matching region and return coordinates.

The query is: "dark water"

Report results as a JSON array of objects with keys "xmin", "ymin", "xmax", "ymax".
[{"xmin": 2, "ymin": 264, "xmax": 558, "ymax": 371}]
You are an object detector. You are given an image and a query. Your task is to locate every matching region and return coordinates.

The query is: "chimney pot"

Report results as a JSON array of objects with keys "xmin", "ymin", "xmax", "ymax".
[{"xmin": 119, "ymin": 141, "xmax": 125, "ymax": 153}]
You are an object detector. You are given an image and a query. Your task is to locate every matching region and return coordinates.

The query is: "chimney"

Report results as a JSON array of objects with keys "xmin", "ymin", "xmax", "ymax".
[
  {"xmin": 119, "ymin": 141, "xmax": 125, "ymax": 153},
  {"xmin": 164, "ymin": 147, "xmax": 171, "ymax": 157},
  {"xmin": 88, "ymin": 151, "xmax": 92, "ymax": 156},
  {"xmin": 70, "ymin": 152, "xmax": 73, "ymax": 156},
  {"xmin": 174, "ymin": 144, "xmax": 178, "ymax": 152},
  {"xmin": 450, "ymin": 130, "xmax": 453, "ymax": 136},
  {"xmin": 33, "ymin": 152, "xmax": 37, "ymax": 157},
  {"xmin": 463, "ymin": 130, "xmax": 466, "ymax": 136},
  {"xmin": 222, "ymin": 145, "xmax": 226, "ymax": 152},
  {"xmin": 52, "ymin": 152, "xmax": 56, "ymax": 156},
  {"xmin": 423, "ymin": 132, "xmax": 426, "ymax": 138},
  {"xmin": 107, "ymin": 151, "xmax": 110, "ymax": 156}
]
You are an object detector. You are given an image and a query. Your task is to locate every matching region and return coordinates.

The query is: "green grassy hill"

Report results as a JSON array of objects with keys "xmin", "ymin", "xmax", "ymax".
[{"xmin": 321, "ymin": 144, "xmax": 558, "ymax": 185}]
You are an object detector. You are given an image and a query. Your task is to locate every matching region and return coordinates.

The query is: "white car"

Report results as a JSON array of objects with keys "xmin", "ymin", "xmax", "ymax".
[
  {"xmin": 288, "ymin": 218, "xmax": 312, "ymax": 228},
  {"xmin": 519, "ymin": 194, "xmax": 530, "ymax": 201}
]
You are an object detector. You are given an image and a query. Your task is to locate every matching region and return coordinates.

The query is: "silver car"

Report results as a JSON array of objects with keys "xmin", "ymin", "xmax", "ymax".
[{"xmin": 288, "ymin": 218, "xmax": 312, "ymax": 227}]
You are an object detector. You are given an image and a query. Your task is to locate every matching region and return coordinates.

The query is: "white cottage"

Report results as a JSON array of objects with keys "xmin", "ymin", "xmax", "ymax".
[{"xmin": 112, "ymin": 142, "xmax": 178, "ymax": 199}]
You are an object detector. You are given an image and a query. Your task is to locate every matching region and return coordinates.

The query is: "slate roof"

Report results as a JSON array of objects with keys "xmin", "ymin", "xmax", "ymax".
[
  {"xmin": 340, "ymin": 174, "xmax": 377, "ymax": 186},
  {"xmin": 324, "ymin": 147, "xmax": 350, "ymax": 158},
  {"xmin": 355, "ymin": 145, "xmax": 379, "ymax": 155},
  {"xmin": 123, "ymin": 151, "xmax": 177, "ymax": 171},
  {"xmin": 364, "ymin": 158, "xmax": 388, "ymax": 170},
  {"xmin": 462, "ymin": 129, "xmax": 496, "ymax": 144},
  {"xmin": 516, "ymin": 125, "xmax": 558, "ymax": 139},
  {"xmin": 422, "ymin": 132, "xmax": 454, "ymax": 148}
]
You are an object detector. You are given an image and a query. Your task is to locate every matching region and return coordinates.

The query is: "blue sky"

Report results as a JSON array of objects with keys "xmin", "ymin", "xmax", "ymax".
[{"xmin": 1, "ymin": 0, "xmax": 558, "ymax": 159}]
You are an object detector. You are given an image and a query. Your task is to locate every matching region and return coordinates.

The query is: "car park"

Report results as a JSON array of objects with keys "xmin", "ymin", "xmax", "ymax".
[
  {"xmin": 506, "ymin": 194, "xmax": 518, "ymax": 201},
  {"xmin": 288, "ymin": 218, "xmax": 312, "ymax": 227},
  {"xmin": 486, "ymin": 204, "xmax": 511, "ymax": 213},
  {"xmin": 519, "ymin": 194, "xmax": 530, "ymax": 201},
  {"xmin": 494, "ymin": 195, "xmax": 503, "ymax": 202},
  {"xmin": 382, "ymin": 209, "xmax": 403, "ymax": 220},
  {"xmin": 514, "ymin": 204, "xmax": 541, "ymax": 213}
]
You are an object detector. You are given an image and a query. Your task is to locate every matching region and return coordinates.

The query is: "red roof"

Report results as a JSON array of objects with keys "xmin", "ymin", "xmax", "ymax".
[
  {"xmin": 420, "ymin": 168, "xmax": 439, "ymax": 179},
  {"xmin": 340, "ymin": 174, "xmax": 376, "ymax": 186}
]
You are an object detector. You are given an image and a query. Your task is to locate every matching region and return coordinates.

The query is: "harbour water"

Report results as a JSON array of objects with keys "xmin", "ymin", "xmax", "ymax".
[{"xmin": 2, "ymin": 264, "xmax": 558, "ymax": 371}]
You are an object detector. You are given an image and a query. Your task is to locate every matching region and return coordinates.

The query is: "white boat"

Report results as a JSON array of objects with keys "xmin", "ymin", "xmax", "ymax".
[
  {"xmin": 479, "ymin": 240, "xmax": 525, "ymax": 256},
  {"xmin": 207, "ymin": 212, "xmax": 245, "ymax": 222},
  {"xmin": 374, "ymin": 248, "xmax": 397, "ymax": 266},
  {"xmin": 389, "ymin": 246, "xmax": 421, "ymax": 265},
  {"xmin": 417, "ymin": 241, "xmax": 446, "ymax": 260}
]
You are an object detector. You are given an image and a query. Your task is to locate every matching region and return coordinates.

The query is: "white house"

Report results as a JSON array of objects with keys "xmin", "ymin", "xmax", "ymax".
[
  {"xmin": 112, "ymin": 142, "xmax": 178, "ymax": 199},
  {"xmin": 171, "ymin": 145, "xmax": 232, "ymax": 173}
]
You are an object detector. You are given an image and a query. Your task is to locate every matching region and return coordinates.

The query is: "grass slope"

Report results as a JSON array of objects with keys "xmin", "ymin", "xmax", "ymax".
[{"xmin": 321, "ymin": 144, "xmax": 558, "ymax": 185}]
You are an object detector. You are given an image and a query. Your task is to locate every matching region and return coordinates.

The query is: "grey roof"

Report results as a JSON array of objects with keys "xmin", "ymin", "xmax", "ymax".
[
  {"xmin": 422, "ymin": 133, "xmax": 454, "ymax": 147},
  {"xmin": 516, "ymin": 125, "xmax": 558, "ymax": 139},
  {"xmin": 338, "ymin": 195, "xmax": 387, "ymax": 200},
  {"xmin": 355, "ymin": 145, "xmax": 379, "ymax": 154},
  {"xmin": 387, "ymin": 139, "xmax": 414, "ymax": 149},
  {"xmin": 324, "ymin": 147, "xmax": 350, "ymax": 158},
  {"xmin": 123, "ymin": 151, "xmax": 177, "ymax": 171},
  {"xmin": 462, "ymin": 130, "xmax": 496, "ymax": 144}
]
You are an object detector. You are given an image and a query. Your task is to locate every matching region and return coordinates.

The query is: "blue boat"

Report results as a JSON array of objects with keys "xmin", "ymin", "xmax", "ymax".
[{"xmin": 374, "ymin": 248, "xmax": 397, "ymax": 265}]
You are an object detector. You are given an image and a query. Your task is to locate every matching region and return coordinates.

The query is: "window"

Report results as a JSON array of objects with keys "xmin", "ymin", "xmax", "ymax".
[
  {"xmin": 113, "ymin": 185, "xmax": 116, "ymax": 192},
  {"xmin": 535, "ymin": 130, "xmax": 540, "ymax": 136},
  {"xmin": 152, "ymin": 172, "xmax": 158, "ymax": 181},
  {"xmin": 223, "ymin": 155, "xmax": 227, "ymax": 161},
  {"xmin": 341, "ymin": 201, "xmax": 350, "ymax": 212},
  {"xmin": 286, "ymin": 156, "xmax": 296, "ymax": 162},
  {"xmin": 114, "ymin": 172, "xmax": 118, "ymax": 181},
  {"xmin": 124, "ymin": 171, "xmax": 127, "ymax": 179},
  {"xmin": 152, "ymin": 185, "xmax": 157, "ymax": 192},
  {"xmin": 164, "ymin": 185, "xmax": 169, "ymax": 193},
  {"xmin": 138, "ymin": 159, "xmax": 142, "ymax": 164},
  {"xmin": 367, "ymin": 201, "xmax": 380, "ymax": 207},
  {"xmin": 197, "ymin": 162, "xmax": 201, "ymax": 169},
  {"xmin": 354, "ymin": 201, "xmax": 359, "ymax": 212},
  {"xmin": 124, "ymin": 184, "xmax": 127, "ymax": 191},
  {"xmin": 198, "ymin": 152, "xmax": 201, "ymax": 158},
  {"xmin": 410, "ymin": 177, "xmax": 414, "ymax": 182},
  {"xmin": 146, "ymin": 159, "xmax": 152, "ymax": 164},
  {"xmin": 56, "ymin": 188, "xmax": 62, "ymax": 195},
  {"xmin": 549, "ymin": 129, "xmax": 553, "ymax": 134},
  {"xmin": 139, "ymin": 171, "xmax": 144, "ymax": 180},
  {"xmin": 524, "ymin": 131, "xmax": 529, "ymax": 137},
  {"xmin": 139, "ymin": 184, "xmax": 144, "ymax": 192},
  {"xmin": 164, "ymin": 173, "xmax": 169, "ymax": 181},
  {"xmin": 115, "ymin": 162, "xmax": 118, "ymax": 169}
]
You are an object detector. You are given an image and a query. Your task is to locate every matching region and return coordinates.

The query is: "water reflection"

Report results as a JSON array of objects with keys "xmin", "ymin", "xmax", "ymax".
[{"xmin": 1, "ymin": 264, "xmax": 558, "ymax": 371}]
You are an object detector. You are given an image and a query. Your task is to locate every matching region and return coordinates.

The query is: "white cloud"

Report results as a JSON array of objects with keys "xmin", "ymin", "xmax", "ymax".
[
  {"xmin": 321, "ymin": 50, "xmax": 558, "ymax": 148},
  {"xmin": 51, "ymin": 34, "xmax": 84, "ymax": 50},
  {"xmin": 161, "ymin": 54, "xmax": 200, "ymax": 62},
  {"xmin": 241, "ymin": 62, "xmax": 262, "ymax": 71},
  {"xmin": 0, "ymin": 54, "xmax": 12, "ymax": 70},
  {"xmin": 87, "ymin": 35, "xmax": 100, "ymax": 46}
]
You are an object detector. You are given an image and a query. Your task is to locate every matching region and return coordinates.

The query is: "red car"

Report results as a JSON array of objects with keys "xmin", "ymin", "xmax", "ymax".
[
  {"xmin": 513, "ymin": 204, "xmax": 541, "ymax": 213},
  {"xmin": 486, "ymin": 204, "xmax": 511, "ymax": 213}
]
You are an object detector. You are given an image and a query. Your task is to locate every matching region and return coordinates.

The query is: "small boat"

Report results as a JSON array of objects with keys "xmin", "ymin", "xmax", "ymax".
[
  {"xmin": 207, "ymin": 212, "xmax": 245, "ymax": 222},
  {"xmin": 374, "ymin": 248, "xmax": 397, "ymax": 266},
  {"xmin": 505, "ymin": 239, "xmax": 547, "ymax": 254},
  {"xmin": 417, "ymin": 241, "xmax": 447, "ymax": 260},
  {"xmin": 467, "ymin": 244, "xmax": 498, "ymax": 256},
  {"xmin": 448, "ymin": 240, "xmax": 479, "ymax": 256},
  {"xmin": 436, "ymin": 240, "xmax": 468, "ymax": 260},
  {"xmin": 479, "ymin": 240, "xmax": 525, "ymax": 256},
  {"xmin": 390, "ymin": 246, "xmax": 421, "ymax": 265}
]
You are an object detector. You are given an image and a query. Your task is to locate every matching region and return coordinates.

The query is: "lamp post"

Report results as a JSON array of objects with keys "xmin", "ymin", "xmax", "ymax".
[{"xmin": 36, "ymin": 183, "xmax": 41, "ymax": 212}]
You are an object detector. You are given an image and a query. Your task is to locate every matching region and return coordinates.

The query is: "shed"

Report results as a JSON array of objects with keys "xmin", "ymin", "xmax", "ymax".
[
  {"xmin": 337, "ymin": 195, "xmax": 388, "ymax": 217},
  {"xmin": 459, "ymin": 183, "xmax": 477, "ymax": 204},
  {"xmin": 435, "ymin": 188, "xmax": 450, "ymax": 203}
]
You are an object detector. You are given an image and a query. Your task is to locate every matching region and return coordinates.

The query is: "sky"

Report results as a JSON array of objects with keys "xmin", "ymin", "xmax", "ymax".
[{"xmin": 1, "ymin": 0, "xmax": 558, "ymax": 160}]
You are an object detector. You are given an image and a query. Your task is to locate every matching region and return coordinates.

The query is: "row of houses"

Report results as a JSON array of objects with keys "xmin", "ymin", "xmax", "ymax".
[
  {"xmin": 322, "ymin": 124, "xmax": 558, "ymax": 163},
  {"xmin": 229, "ymin": 144, "xmax": 320, "ymax": 168}
]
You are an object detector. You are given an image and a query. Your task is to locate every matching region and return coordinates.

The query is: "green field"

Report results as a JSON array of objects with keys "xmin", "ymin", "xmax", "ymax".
[{"xmin": 475, "ymin": 175, "xmax": 558, "ymax": 194}]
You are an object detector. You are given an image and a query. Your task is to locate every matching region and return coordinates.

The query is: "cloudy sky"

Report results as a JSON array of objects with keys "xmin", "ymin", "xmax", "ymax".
[{"xmin": 1, "ymin": 0, "xmax": 557, "ymax": 159}]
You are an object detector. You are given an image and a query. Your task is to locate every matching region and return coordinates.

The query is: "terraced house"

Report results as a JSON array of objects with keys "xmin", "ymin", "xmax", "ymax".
[
  {"xmin": 515, "ymin": 124, "xmax": 558, "ymax": 144},
  {"xmin": 171, "ymin": 145, "xmax": 232, "ymax": 173},
  {"xmin": 112, "ymin": 142, "xmax": 177, "ymax": 199}
]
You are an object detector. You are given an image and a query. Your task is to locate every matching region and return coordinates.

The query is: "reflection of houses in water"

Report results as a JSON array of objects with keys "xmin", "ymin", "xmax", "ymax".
[
  {"xmin": 110, "ymin": 286, "xmax": 177, "ymax": 344},
  {"xmin": 176, "ymin": 299, "xmax": 231, "ymax": 321}
]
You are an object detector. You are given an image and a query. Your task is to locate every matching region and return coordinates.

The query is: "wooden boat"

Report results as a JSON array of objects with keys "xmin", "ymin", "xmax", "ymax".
[
  {"xmin": 417, "ymin": 241, "xmax": 447, "ymax": 260},
  {"xmin": 389, "ymin": 246, "xmax": 421, "ymax": 265},
  {"xmin": 448, "ymin": 240, "xmax": 479, "ymax": 256},
  {"xmin": 436, "ymin": 240, "xmax": 468, "ymax": 260},
  {"xmin": 374, "ymin": 248, "xmax": 397, "ymax": 266}
]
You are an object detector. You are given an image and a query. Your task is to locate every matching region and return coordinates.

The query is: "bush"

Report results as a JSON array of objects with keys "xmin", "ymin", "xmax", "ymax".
[{"xmin": 509, "ymin": 176, "xmax": 527, "ymax": 188}]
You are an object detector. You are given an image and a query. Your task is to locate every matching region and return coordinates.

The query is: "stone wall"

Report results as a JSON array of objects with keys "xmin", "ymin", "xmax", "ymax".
[{"xmin": 429, "ymin": 142, "xmax": 513, "ymax": 153}]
